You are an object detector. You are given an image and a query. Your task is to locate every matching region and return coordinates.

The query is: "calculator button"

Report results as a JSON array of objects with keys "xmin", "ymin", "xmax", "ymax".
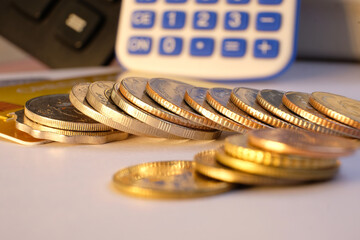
[
  {"xmin": 132, "ymin": 11, "xmax": 155, "ymax": 29},
  {"xmin": 163, "ymin": 11, "xmax": 186, "ymax": 29},
  {"xmin": 193, "ymin": 11, "xmax": 217, "ymax": 30},
  {"xmin": 13, "ymin": 0, "xmax": 56, "ymax": 20},
  {"xmin": 227, "ymin": 0, "xmax": 250, "ymax": 4},
  {"xmin": 224, "ymin": 12, "xmax": 249, "ymax": 30},
  {"xmin": 196, "ymin": 0, "xmax": 218, "ymax": 3},
  {"xmin": 166, "ymin": 0, "xmax": 187, "ymax": 3},
  {"xmin": 256, "ymin": 13, "xmax": 282, "ymax": 31},
  {"xmin": 190, "ymin": 38, "xmax": 214, "ymax": 56},
  {"xmin": 159, "ymin": 37, "xmax": 183, "ymax": 55},
  {"xmin": 55, "ymin": 2, "xmax": 102, "ymax": 49},
  {"xmin": 128, "ymin": 37, "xmax": 152, "ymax": 54},
  {"xmin": 259, "ymin": 0, "xmax": 282, "ymax": 4},
  {"xmin": 222, "ymin": 39, "xmax": 246, "ymax": 57},
  {"xmin": 254, "ymin": 39, "xmax": 279, "ymax": 58},
  {"xmin": 136, "ymin": 0, "xmax": 157, "ymax": 2}
]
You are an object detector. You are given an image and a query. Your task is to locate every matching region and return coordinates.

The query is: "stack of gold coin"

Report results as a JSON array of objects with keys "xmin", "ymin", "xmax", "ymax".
[
  {"xmin": 194, "ymin": 128, "xmax": 358, "ymax": 186},
  {"xmin": 14, "ymin": 94, "xmax": 128, "ymax": 144}
]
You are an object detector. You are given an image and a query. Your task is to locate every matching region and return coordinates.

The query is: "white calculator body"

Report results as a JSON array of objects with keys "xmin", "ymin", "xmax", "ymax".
[{"xmin": 116, "ymin": 0, "xmax": 300, "ymax": 81}]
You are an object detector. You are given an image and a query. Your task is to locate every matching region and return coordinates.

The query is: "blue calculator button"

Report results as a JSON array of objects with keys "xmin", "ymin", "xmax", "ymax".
[
  {"xmin": 166, "ymin": 0, "xmax": 187, "ymax": 3},
  {"xmin": 227, "ymin": 0, "xmax": 250, "ymax": 4},
  {"xmin": 196, "ymin": 0, "xmax": 218, "ymax": 3},
  {"xmin": 136, "ymin": 0, "xmax": 157, "ymax": 3},
  {"xmin": 128, "ymin": 37, "xmax": 152, "ymax": 55},
  {"xmin": 259, "ymin": 0, "xmax": 282, "ymax": 4},
  {"xmin": 224, "ymin": 12, "xmax": 249, "ymax": 30},
  {"xmin": 256, "ymin": 13, "xmax": 282, "ymax": 31},
  {"xmin": 132, "ymin": 11, "xmax": 155, "ymax": 29},
  {"xmin": 193, "ymin": 11, "xmax": 217, "ymax": 30},
  {"xmin": 163, "ymin": 11, "xmax": 186, "ymax": 29},
  {"xmin": 222, "ymin": 39, "xmax": 246, "ymax": 57},
  {"xmin": 190, "ymin": 38, "xmax": 214, "ymax": 56},
  {"xmin": 254, "ymin": 39, "xmax": 279, "ymax": 58},
  {"xmin": 159, "ymin": 37, "xmax": 183, "ymax": 55}
]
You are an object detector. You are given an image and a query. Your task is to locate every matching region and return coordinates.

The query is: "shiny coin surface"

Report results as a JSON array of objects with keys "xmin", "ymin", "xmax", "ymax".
[
  {"xmin": 310, "ymin": 92, "xmax": 360, "ymax": 129},
  {"xmin": 86, "ymin": 81, "xmax": 177, "ymax": 138},
  {"xmin": 111, "ymin": 83, "xmax": 221, "ymax": 140},
  {"xmin": 257, "ymin": 89, "xmax": 339, "ymax": 135},
  {"xmin": 15, "ymin": 110, "xmax": 128, "ymax": 144},
  {"xmin": 206, "ymin": 88, "xmax": 270, "ymax": 129},
  {"xmin": 216, "ymin": 147, "xmax": 340, "ymax": 181},
  {"xmin": 185, "ymin": 87, "xmax": 247, "ymax": 133},
  {"xmin": 231, "ymin": 87, "xmax": 297, "ymax": 129},
  {"xmin": 25, "ymin": 94, "xmax": 109, "ymax": 131},
  {"xmin": 120, "ymin": 77, "xmax": 210, "ymax": 130},
  {"xmin": 146, "ymin": 78, "xmax": 226, "ymax": 131},
  {"xmin": 283, "ymin": 91, "xmax": 360, "ymax": 139},
  {"xmin": 248, "ymin": 128, "xmax": 358, "ymax": 158},
  {"xmin": 194, "ymin": 150, "xmax": 298, "ymax": 185},
  {"xmin": 113, "ymin": 160, "xmax": 233, "ymax": 199},
  {"xmin": 225, "ymin": 134, "xmax": 338, "ymax": 169}
]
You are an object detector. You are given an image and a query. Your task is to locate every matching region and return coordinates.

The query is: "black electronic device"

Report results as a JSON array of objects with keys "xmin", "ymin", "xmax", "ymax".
[{"xmin": 0, "ymin": 0, "xmax": 121, "ymax": 68}]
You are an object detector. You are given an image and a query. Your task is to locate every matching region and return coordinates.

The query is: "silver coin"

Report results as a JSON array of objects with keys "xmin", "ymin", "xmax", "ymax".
[
  {"xmin": 231, "ymin": 87, "xmax": 297, "ymax": 129},
  {"xmin": 15, "ymin": 110, "xmax": 128, "ymax": 144},
  {"xmin": 86, "ymin": 81, "xmax": 185, "ymax": 138},
  {"xmin": 120, "ymin": 77, "xmax": 211, "ymax": 130},
  {"xmin": 185, "ymin": 87, "xmax": 248, "ymax": 133},
  {"xmin": 146, "ymin": 78, "xmax": 227, "ymax": 131},
  {"xmin": 111, "ymin": 82, "xmax": 221, "ymax": 140},
  {"xmin": 206, "ymin": 88, "xmax": 271, "ymax": 129}
]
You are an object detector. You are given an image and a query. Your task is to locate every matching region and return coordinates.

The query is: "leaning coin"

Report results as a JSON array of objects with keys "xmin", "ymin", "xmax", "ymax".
[
  {"xmin": 111, "ymin": 82, "xmax": 221, "ymax": 140},
  {"xmin": 206, "ymin": 88, "xmax": 270, "ymax": 129},
  {"xmin": 216, "ymin": 147, "xmax": 340, "ymax": 181},
  {"xmin": 86, "ymin": 81, "xmax": 175, "ymax": 138},
  {"xmin": 257, "ymin": 89, "xmax": 339, "ymax": 135},
  {"xmin": 113, "ymin": 160, "xmax": 233, "ymax": 199},
  {"xmin": 194, "ymin": 150, "xmax": 298, "ymax": 185},
  {"xmin": 248, "ymin": 128, "xmax": 358, "ymax": 158},
  {"xmin": 185, "ymin": 87, "xmax": 248, "ymax": 133},
  {"xmin": 15, "ymin": 110, "xmax": 128, "ymax": 144},
  {"xmin": 25, "ymin": 94, "xmax": 110, "ymax": 131},
  {"xmin": 146, "ymin": 78, "xmax": 227, "ymax": 131},
  {"xmin": 309, "ymin": 92, "xmax": 360, "ymax": 129},
  {"xmin": 283, "ymin": 91, "xmax": 360, "ymax": 139},
  {"xmin": 231, "ymin": 87, "xmax": 297, "ymax": 129},
  {"xmin": 225, "ymin": 134, "xmax": 338, "ymax": 169},
  {"xmin": 120, "ymin": 77, "xmax": 211, "ymax": 130}
]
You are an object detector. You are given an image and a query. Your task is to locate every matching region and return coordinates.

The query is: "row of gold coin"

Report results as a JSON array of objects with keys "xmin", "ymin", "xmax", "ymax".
[
  {"xmin": 113, "ymin": 128, "xmax": 358, "ymax": 199},
  {"xmin": 13, "ymin": 76, "xmax": 360, "ymax": 144}
]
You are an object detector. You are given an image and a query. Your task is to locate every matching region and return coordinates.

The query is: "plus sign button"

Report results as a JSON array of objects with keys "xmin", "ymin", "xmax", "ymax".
[{"xmin": 254, "ymin": 39, "xmax": 279, "ymax": 58}]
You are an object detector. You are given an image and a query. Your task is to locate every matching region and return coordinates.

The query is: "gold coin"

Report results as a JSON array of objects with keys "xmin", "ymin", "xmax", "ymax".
[
  {"xmin": 146, "ymin": 78, "xmax": 227, "ymax": 131},
  {"xmin": 112, "ymin": 160, "xmax": 233, "ymax": 199},
  {"xmin": 225, "ymin": 134, "xmax": 338, "ymax": 169},
  {"xmin": 216, "ymin": 147, "xmax": 340, "ymax": 181},
  {"xmin": 15, "ymin": 110, "xmax": 128, "ymax": 144},
  {"xmin": 111, "ymin": 82, "xmax": 221, "ymax": 140},
  {"xmin": 309, "ymin": 92, "xmax": 360, "ymax": 129},
  {"xmin": 86, "ymin": 81, "xmax": 179, "ymax": 138},
  {"xmin": 25, "ymin": 94, "xmax": 110, "ymax": 131},
  {"xmin": 194, "ymin": 150, "xmax": 298, "ymax": 185},
  {"xmin": 206, "ymin": 88, "xmax": 271, "ymax": 129},
  {"xmin": 257, "ymin": 89, "xmax": 340, "ymax": 135},
  {"xmin": 248, "ymin": 128, "xmax": 358, "ymax": 158},
  {"xmin": 185, "ymin": 87, "xmax": 248, "ymax": 133},
  {"xmin": 230, "ymin": 87, "xmax": 297, "ymax": 129},
  {"xmin": 120, "ymin": 77, "xmax": 211, "ymax": 130},
  {"xmin": 283, "ymin": 91, "xmax": 360, "ymax": 139}
]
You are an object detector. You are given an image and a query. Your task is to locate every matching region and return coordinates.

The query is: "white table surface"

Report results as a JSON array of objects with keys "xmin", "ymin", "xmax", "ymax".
[{"xmin": 1, "ymin": 61, "xmax": 360, "ymax": 240}]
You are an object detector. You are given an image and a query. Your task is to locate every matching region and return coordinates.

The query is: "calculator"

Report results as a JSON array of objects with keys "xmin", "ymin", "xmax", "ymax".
[{"xmin": 116, "ymin": 0, "xmax": 300, "ymax": 81}]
